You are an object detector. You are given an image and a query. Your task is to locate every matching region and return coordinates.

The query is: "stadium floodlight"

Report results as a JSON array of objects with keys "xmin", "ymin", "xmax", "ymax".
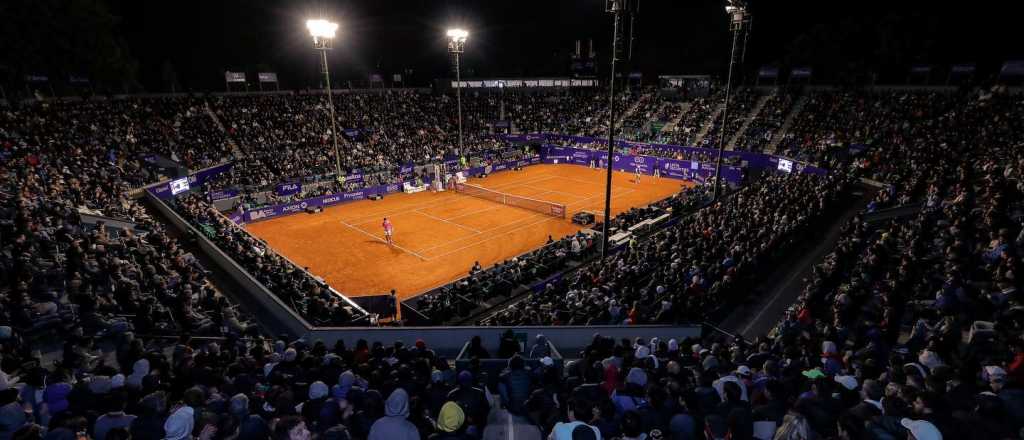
[
  {"xmin": 307, "ymin": 18, "xmax": 343, "ymax": 179},
  {"xmin": 447, "ymin": 28, "xmax": 469, "ymax": 155},
  {"xmin": 599, "ymin": 0, "xmax": 626, "ymax": 260},
  {"xmin": 446, "ymin": 29, "xmax": 469, "ymax": 45},
  {"xmin": 711, "ymin": 0, "xmax": 748, "ymax": 201}
]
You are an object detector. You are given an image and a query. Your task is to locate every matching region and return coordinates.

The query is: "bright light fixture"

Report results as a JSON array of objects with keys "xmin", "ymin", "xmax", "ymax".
[
  {"xmin": 446, "ymin": 28, "xmax": 469, "ymax": 41},
  {"xmin": 307, "ymin": 19, "xmax": 338, "ymax": 39}
]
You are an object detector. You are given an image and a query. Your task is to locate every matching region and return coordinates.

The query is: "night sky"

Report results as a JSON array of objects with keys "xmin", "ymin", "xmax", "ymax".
[{"xmin": 86, "ymin": 0, "xmax": 1024, "ymax": 91}]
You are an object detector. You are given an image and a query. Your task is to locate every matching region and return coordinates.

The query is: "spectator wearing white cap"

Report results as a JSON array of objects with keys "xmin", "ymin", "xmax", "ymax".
[
  {"xmin": 901, "ymin": 418, "xmax": 942, "ymax": 440},
  {"xmin": 712, "ymin": 368, "xmax": 749, "ymax": 403}
]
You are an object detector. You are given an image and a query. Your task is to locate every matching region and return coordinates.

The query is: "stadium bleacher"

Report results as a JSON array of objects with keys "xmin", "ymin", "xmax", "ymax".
[{"xmin": 3, "ymin": 78, "xmax": 1024, "ymax": 440}]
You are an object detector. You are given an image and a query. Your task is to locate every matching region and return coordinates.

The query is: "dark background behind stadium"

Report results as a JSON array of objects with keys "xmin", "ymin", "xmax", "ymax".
[{"xmin": 0, "ymin": 0, "xmax": 1022, "ymax": 92}]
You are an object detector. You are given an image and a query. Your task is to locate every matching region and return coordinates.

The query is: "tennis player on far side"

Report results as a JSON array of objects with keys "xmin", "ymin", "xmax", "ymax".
[{"xmin": 382, "ymin": 217, "xmax": 394, "ymax": 245}]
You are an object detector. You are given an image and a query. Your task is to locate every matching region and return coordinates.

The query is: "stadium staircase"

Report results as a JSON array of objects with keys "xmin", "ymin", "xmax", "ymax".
[
  {"xmin": 692, "ymin": 101, "xmax": 725, "ymax": 146},
  {"xmin": 766, "ymin": 93, "xmax": 809, "ymax": 154},
  {"xmin": 725, "ymin": 94, "xmax": 771, "ymax": 151},
  {"xmin": 659, "ymin": 102, "xmax": 691, "ymax": 133},
  {"xmin": 718, "ymin": 182, "xmax": 879, "ymax": 339},
  {"xmin": 616, "ymin": 95, "xmax": 647, "ymax": 126},
  {"xmin": 204, "ymin": 102, "xmax": 246, "ymax": 158}
]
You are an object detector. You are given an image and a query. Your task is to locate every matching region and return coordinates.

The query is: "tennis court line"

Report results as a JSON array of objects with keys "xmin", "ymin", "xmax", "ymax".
[
  {"xmin": 519, "ymin": 185, "xmax": 592, "ymax": 199},
  {"xmin": 444, "ymin": 205, "xmax": 504, "ymax": 221},
  {"xmin": 414, "ymin": 209, "xmax": 483, "ymax": 234},
  {"xmin": 424, "ymin": 215, "xmax": 561, "ymax": 261},
  {"xmin": 413, "ymin": 210, "xmax": 551, "ymax": 254},
  {"xmin": 417, "ymin": 185, "xmax": 635, "ymax": 260},
  {"xmin": 410, "ymin": 185, "xmax": 588, "ymax": 255},
  {"xmin": 338, "ymin": 220, "xmax": 430, "ymax": 261}
]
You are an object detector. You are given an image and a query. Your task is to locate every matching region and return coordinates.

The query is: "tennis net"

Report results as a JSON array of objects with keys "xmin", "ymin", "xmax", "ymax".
[{"xmin": 452, "ymin": 181, "xmax": 566, "ymax": 218}]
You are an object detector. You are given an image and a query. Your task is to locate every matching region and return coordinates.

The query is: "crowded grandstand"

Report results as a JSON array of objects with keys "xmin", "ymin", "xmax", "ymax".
[{"xmin": 2, "ymin": 1, "xmax": 1024, "ymax": 440}]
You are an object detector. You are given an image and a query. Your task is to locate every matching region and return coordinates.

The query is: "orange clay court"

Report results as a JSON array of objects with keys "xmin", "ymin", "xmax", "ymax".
[{"xmin": 244, "ymin": 164, "xmax": 694, "ymax": 301}]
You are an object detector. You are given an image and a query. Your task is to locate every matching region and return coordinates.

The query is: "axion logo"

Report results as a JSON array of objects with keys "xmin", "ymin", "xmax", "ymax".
[{"xmin": 282, "ymin": 203, "xmax": 304, "ymax": 213}]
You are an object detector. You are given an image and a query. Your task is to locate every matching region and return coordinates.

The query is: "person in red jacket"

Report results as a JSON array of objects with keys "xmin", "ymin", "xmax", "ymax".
[{"xmin": 1007, "ymin": 338, "xmax": 1024, "ymax": 385}]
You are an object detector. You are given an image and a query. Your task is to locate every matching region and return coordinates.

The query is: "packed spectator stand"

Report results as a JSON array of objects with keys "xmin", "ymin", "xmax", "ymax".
[
  {"xmin": 1, "ymin": 83, "xmax": 1024, "ymax": 440},
  {"xmin": 732, "ymin": 90, "xmax": 796, "ymax": 152}
]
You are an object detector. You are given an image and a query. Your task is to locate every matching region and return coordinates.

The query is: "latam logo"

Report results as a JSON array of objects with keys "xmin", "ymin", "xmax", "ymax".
[
  {"xmin": 322, "ymin": 196, "xmax": 343, "ymax": 204},
  {"xmin": 249, "ymin": 208, "xmax": 276, "ymax": 221},
  {"xmin": 282, "ymin": 203, "xmax": 305, "ymax": 213}
]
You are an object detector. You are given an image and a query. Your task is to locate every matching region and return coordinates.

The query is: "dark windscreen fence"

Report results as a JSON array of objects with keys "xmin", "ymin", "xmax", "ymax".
[{"xmin": 453, "ymin": 181, "xmax": 566, "ymax": 218}]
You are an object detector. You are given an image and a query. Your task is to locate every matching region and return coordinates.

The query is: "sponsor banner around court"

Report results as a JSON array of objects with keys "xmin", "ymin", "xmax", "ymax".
[
  {"xmin": 238, "ymin": 158, "xmax": 539, "ymax": 224},
  {"xmin": 532, "ymin": 134, "xmax": 827, "ymax": 177},
  {"xmin": 540, "ymin": 145, "xmax": 744, "ymax": 183},
  {"xmin": 344, "ymin": 172, "xmax": 363, "ymax": 184},
  {"xmin": 150, "ymin": 162, "xmax": 235, "ymax": 199},
  {"xmin": 209, "ymin": 189, "xmax": 239, "ymax": 200}
]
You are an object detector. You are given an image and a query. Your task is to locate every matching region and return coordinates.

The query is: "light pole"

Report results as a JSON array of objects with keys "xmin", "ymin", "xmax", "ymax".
[
  {"xmin": 712, "ymin": 1, "xmax": 747, "ymax": 201},
  {"xmin": 601, "ymin": 0, "xmax": 626, "ymax": 260},
  {"xmin": 307, "ymin": 19, "xmax": 344, "ymax": 180},
  {"xmin": 447, "ymin": 29, "xmax": 468, "ymax": 155}
]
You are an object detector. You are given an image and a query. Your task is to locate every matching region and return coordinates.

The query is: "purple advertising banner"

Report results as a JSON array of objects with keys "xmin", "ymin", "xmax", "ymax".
[
  {"xmin": 540, "ymin": 145, "xmax": 744, "ymax": 183},
  {"xmin": 209, "ymin": 189, "xmax": 239, "ymax": 200},
  {"xmin": 344, "ymin": 172, "xmax": 363, "ymax": 184},
  {"xmin": 150, "ymin": 162, "xmax": 235, "ymax": 199},
  {"xmin": 239, "ymin": 158, "xmax": 538, "ymax": 224},
  {"xmin": 532, "ymin": 133, "xmax": 827, "ymax": 177},
  {"xmin": 275, "ymin": 182, "xmax": 302, "ymax": 196}
]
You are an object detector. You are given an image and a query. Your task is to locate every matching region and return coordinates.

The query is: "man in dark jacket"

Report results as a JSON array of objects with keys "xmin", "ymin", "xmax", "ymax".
[
  {"xmin": 499, "ymin": 355, "xmax": 532, "ymax": 416},
  {"xmin": 716, "ymin": 382, "xmax": 752, "ymax": 440},
  {"xmin": 846, "ymin": 379, "xmax": 884, "ymax": 424},
  {"xmin": 448, "ymin": 371, "xmax": 490, "ymax": 430}
]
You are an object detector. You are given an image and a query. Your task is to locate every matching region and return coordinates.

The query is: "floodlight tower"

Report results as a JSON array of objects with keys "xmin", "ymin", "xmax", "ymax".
[
  {"xmin": 447, "ymin": 29, "xmax": 469, "ymax": 155},
  {"xmin": 307, "ymin": 19, "xmax": 343, "ymax": 180},
  {"xmin": 711, "ymin": 1, "xmax": 747, "ymax": 201},
  {"xmin": 600, "ymin": 0, "xmax": 626, "ymax": 260}
]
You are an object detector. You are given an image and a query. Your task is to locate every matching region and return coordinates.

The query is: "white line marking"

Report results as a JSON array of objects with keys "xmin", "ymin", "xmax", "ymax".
[
  {"xmin": 444, "ymin": 205, "xmax": 504, "ymax": 221},
  {"xmin": 414, "ymin": 209, "xmax": 482, "ymax": 233},
  {"xmin": 521, "ymin": 185, "xmax": 590, "ymax": 198},
  {"xmin": 339, "ymin": 220, "xmax": 430, "ymax": 261},
  {"xmin": 425, "ymin": 215, "xmax": 561, "ymax": 261},
  {"xmin": 414, "ymin": 211, "xmax": 549, "ymax": 253}
]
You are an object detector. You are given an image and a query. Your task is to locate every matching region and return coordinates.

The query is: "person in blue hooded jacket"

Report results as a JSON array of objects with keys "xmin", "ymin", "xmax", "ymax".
[{"xmin": 368, "ymin": 388, "xmax": 420, "ymax": 440}]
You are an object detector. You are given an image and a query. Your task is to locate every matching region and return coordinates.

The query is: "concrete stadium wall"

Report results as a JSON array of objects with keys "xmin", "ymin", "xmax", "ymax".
[
  {"xmin": 307, "ymin": 325, "xmax": 702, "ymax": 357},
  {"xmin": 146, "ymin": 190, "xmax": 313, "ymax": 337}
]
